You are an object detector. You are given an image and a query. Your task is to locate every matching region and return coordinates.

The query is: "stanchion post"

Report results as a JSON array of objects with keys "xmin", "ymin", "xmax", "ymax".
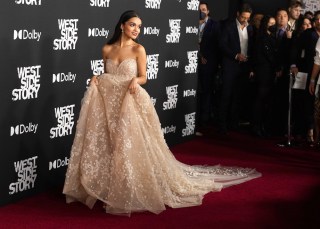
[{"xmin": 277, "ymin": 72, "xmax": 294, "ymax": 147}]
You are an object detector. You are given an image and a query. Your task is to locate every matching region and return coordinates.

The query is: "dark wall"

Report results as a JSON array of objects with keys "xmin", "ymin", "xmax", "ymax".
[
  {"xmin": 245, "ymin": 0, "xmax": 288, "ymax": 15},
  {"xmin": 204, "ymin": 0, "xmax": 289, "ymax": 21},
  {"xmin": 227, "ymin": 0, "xmax": 288, "ymax": 17},
  {"xmin": 0, "ymin": 0, "xmax": 199, "ymax": 206},
  {"xmin": 205, "ymin": 0, "xmax": 229, "ymax": 20}
]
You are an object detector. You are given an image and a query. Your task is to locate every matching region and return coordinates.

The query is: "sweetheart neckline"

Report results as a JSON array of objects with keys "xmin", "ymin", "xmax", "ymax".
[{"xmin": 106, "ymin": 58, "xmax": 136, "ymax": 67}]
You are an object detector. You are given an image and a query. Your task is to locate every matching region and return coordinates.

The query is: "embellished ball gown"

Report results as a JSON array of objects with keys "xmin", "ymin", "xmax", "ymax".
[{"xmin": 63, "ymin": 58, "xmax": 261, "ymax": 216}]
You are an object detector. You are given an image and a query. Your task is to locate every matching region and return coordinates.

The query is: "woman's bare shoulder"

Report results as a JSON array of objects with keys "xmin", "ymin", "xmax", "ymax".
[
  {"xmin": 102, "ymin": 44, "xmax": 113, "ymax": 52},
  {"xmin": 133, "ymin": 43, "xmax": 146, "ymax": 55}
]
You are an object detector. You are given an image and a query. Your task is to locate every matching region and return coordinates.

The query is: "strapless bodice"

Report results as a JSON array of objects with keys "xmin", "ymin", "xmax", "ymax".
[{"xmin": 105, "ymin": 58, "xmax": 138, "ymax": 77}]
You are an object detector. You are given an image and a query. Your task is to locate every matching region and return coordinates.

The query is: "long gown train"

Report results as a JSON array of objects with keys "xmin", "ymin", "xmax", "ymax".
[{"xmin": 63, "ymin": 58, "xmax": 261, "ymax": 216}]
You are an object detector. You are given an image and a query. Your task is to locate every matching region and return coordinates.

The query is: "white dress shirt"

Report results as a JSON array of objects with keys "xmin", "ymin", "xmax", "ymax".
[{"xmin": 236, "ymin": 19, "xmax": 248, "ymax": 57}]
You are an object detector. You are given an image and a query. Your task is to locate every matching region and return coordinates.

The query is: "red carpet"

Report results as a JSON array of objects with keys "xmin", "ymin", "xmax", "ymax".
[{"xmin": 1, "ymin": 129, "xmax": 319, "ymax": 229}]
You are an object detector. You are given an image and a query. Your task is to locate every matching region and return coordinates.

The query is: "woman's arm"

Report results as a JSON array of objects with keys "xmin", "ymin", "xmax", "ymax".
[
  {"xmin": 128, "ymin": 44, "xmax": 147, "ymax": 94},
  {"xmin": 309, "ymin": 39, "xmax": 320, "ymax": 95},
  {"xmin": 135, "ymin": 44, "xmax": 147, "ymax": 85}
]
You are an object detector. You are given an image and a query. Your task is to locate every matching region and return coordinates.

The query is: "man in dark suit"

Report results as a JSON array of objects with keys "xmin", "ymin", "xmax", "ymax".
[
  {"xmin": 196, "ymin": 1, "xmax": 221, "ymax": 135},
  {"xmin": 218, "ymin": 3, "xmax": 253, "ymax": 134},
  {"xmin": 272, "ymin": 8, "xmax": 292, "ymax": 136}
]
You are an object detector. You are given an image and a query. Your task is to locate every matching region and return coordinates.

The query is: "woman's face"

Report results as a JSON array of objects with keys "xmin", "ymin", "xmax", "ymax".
[
  {"xmin": 268, "ymin": 17, "xmax": 276, "ymax": 27},
  {"xmin": 301, "ymin": 18, "xmax": 312, "ymax": 31},
  {"xmin": 121, "ymin": 17, "xmax": 142, "ymax": 40}
]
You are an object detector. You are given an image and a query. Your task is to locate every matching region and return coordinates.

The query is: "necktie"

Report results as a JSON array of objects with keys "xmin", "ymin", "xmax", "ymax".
[{"xmin": 277, "ymin": 29, "xmax": 284, "ymax": 39}]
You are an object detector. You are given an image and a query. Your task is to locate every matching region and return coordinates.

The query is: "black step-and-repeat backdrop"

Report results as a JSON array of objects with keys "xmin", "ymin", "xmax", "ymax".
[{"xmin": 0, "ymin": 0, "xmax": 199, "ymax": 206}]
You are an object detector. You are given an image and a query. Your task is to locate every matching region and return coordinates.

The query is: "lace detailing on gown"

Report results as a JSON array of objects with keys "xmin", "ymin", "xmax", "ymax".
[{"xmin": 63, "ymin": 58, "xmax": 261, "ymax": 216}]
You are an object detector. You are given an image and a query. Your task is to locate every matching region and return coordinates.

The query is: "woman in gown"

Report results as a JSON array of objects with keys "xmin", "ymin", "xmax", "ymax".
[{"xmin": 63, "ymin": 10, "xmax": 261, "ymax": 216}]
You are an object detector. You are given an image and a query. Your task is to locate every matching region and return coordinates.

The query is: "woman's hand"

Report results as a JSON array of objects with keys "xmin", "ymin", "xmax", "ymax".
[
  {"xmin": 90, "ymin": 75, "xmax": 99, "ymax": 85},
  {"xmin": 128, "ymin": 77, "xmax": 139, "ymax": 94},
  {"xmin": 309, "ymin": 81, "xmax": 315, "ymax": 95}
]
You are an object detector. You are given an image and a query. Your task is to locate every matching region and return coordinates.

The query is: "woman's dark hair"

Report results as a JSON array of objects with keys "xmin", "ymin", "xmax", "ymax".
[
  {"xmin": 107, "ymin": 10, "xmax": 141, "ymax": 45},
  {"xmin": 295, "ymin": 16, "xmax": 312, "ymax": 35},
  {"xmin": 258, "ymin": 15, "xmax": 273, "ymax": 35}
]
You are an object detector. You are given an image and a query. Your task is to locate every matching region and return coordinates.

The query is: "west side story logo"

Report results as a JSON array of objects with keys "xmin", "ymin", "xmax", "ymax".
[
  {"xmin": 147, "ymin": 54, "xmax": 159, "ymax": 80},
  {"xmin": 53, "ymin": 19, "xmax": 79, "ymax": 50},
  {"xmin": 163, "ymin": 85, "xmax": 178, "ymax": 110},
  {"xmin": 13, "ymin": 29, "xmax": 41, "ymax": 41},
  {"xmin": 150, "ymin": 97, "xmax": 157, "ymax": 106},
  {"xmin": 89, "ymin": 0, "xmax": 110, "ymax": 7},
  {"xmin": 182, "ymin": 112, "xmax": 195, "ymax": 137},
  {"xmin": 166, "ymin": 19, "xmax": 181, "ymax": 43},
  {"xmin": 185, "ymin": 51, "xmax": 198, "ymax": 74},
  {"xmin": 15, "ymin": 0, "xmax": 42, "ymax": 5},
  {"xmin": 12, "ymin": 65, "xmax": 41, "ymax": 101},
  {"xmin": 91, "ymin": 59, "xmax": 104, "ymax": 75},
  {"xmin": 50, "ymin": 104, "xmax": 75, "ymax": 139},
  {"xmin": 9, "ymin": 156, "xmax": 38, "ymax": 195},
  {"xmin": 145, "ymin": 0, "xmax": 161, "ymax": 9},
  {"xmin": 187, "ymin": 0, "xmax": 199, "ymax": 10}
]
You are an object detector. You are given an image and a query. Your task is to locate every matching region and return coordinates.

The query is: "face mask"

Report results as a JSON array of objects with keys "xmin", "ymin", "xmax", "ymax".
[
  {"xmin": 200, "ymin": 11, "xmax": 206, "ymax": 20},
  {"xmin": 268, "ymin": 25, "xmax": 277, "ymax": 34}
]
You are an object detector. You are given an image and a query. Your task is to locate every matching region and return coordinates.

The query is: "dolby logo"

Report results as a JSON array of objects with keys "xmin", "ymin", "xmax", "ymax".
[
  {"xmin": 162, "ymin": 125, "xmax": 176, "ymax": 134},
  {"xmin": 10, "ymin": 123, "xmax": 38, "ymax": 136},
  {"xmin": 52, "ymin": 72, "xmax": 76, "ymax": 83},
  {"xmin": 165, "ymin": 60, "xmax": 179, "ymax": 68},
  {"xmin": 144, "ymin": 27, "xmax": 160, "ymax": 36},
  {"xmin": 186, "ymin": 26, "xmax": 198, "ymax": 35},
  {"xmin": 13, "ymin": 29, "xmax": 41, "ymax": 41},
  {"xmin": 88, "ymin": 28, "xmax": 109, "ymax": 38},
  {"xmin": 183, "ymin": 89, "xmax": 196, "ymax": 97},
  {"xmin": 49, "ymin": 157, "xmax": 69, "ymax": 170}
]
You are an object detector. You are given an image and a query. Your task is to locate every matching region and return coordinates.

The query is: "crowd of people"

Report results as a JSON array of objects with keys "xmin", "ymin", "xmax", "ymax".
[{"xmin": 197, "ymin": 1, "xmax": 320, "ymax": 147}]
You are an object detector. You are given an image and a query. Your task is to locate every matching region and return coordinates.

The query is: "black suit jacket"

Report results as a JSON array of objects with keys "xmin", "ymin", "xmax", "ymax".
[
  {"xmin": 275, "ymin": 28, "xmax": 293, "ymax": 72},
  {"xmin": 291, "ymin": 28, "xmax": 320, "ymax": 75},
  {"xmin": 219, "ymin": 19, "xmax": 254, "ymax": 66},
  {"xmin": 199, "ymin": 18, "xmax": 221, "ymax": 65}
]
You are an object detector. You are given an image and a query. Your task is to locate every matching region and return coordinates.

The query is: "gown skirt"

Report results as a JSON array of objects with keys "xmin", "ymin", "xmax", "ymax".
[{"xmin": 63, "ymin": 58, "xmax": 261, "ymax": 216}]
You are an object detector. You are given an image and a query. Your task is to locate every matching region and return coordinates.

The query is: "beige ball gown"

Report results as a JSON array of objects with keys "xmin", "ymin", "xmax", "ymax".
[{"xmin": 62, "ymin": 58, "xmax": 261, "ymax": 216}]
